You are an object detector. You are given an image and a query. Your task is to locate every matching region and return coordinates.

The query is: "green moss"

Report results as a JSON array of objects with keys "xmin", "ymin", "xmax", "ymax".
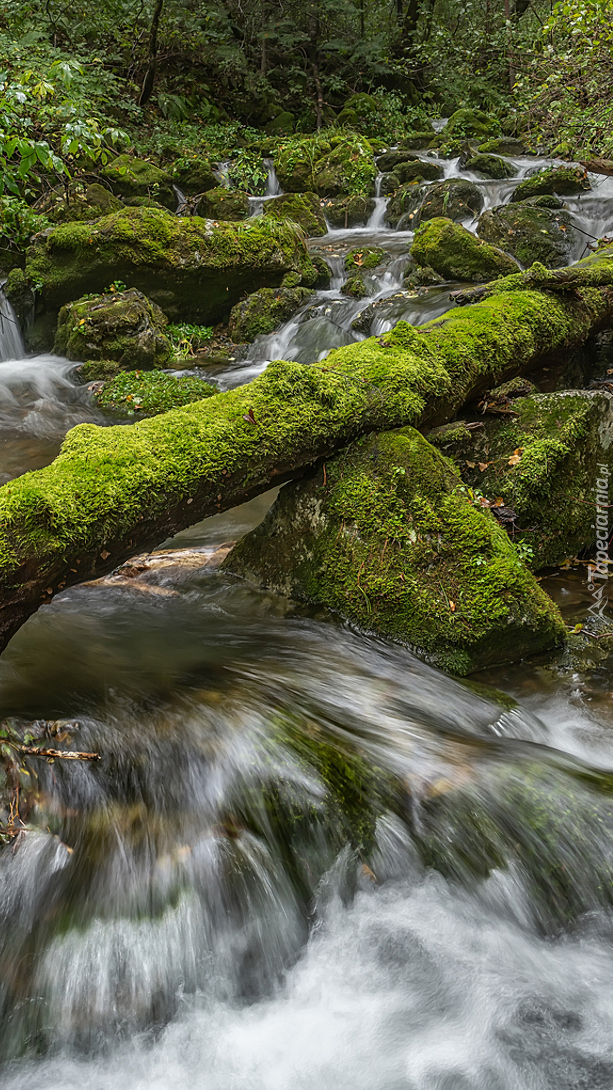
[
  {"xmin": 262, "ymin": 192, "xmax": 327, "ymax": 237},
  {"xmin": 3, "ymin": 266, "xmax": 34, "ymax": 325},
  {"xmin": 321, "ymin": 194, "xmax": 375, "ymax": 228},
  {"xmin": 397, "ymin": 158, "xmax": 442, "ymax": 183},
  {"xmin": 228, "ymin": 286, "xmax": 313, "ymax": 342},
  {"xmin": 465, "ymin": 154, "xmax": 516, "ymax": 180},
  {"xmin": 345, "ymin": 246, "xmax": 385, "ymax": 271},
  {"xmin": 95, "ymin": 369, "xmax": 217, "ymax": 416},
  {"xmin": 440, "ymin": 390, "xmax": 613, "ymax": 569},
  {"xmin": 54, "ymin": 288, "xmax": 172, "ymax": 368},
  {"xmin": 377, "ymin": 150, "xmax": 420, "ymax": 172},
  {"xmin": 477, "ymin": 137, "xmax": 528, "ymax": 155},
  {"xmin": 275, "ymin": 134, "xmax": 376, "ymax": 197},
  {"xmin": 26, "ymin": 206, "xmax": 317, "ymax": 324},
  {"xmin": 386, "ymin": 178, "xmax": 484, "ymax": 230},
  {"xmin": 510, "ymin": 166, "xmax": 591, "ymax": 203},
  {"xmin": 198, "ymin": 187, "xmax": 250, "ymax": 220},
  {"xmin": 411, "ymin": 218, "xmax": 518, "ymax": 282},
  {"xmin": 78, "ymin": 359, "xmax": 121, "ymax": 381},
  {"xmin": 170, "ymin": 157, "xmax": 217, "ymax": 196},
  {"xmin": 224, "ymin": 427, "xmax": 565, "ymax": 674},
  {"xmin": 101, "ymin": 154, "xmax": 176, "ymax": 210},
  {"xmin": 477, "ymin": 204, "xmax": 576, "ymax": 268},
  {"xmin": 445, "ymin": 109, "xmax": 501, "ymax": 139}
]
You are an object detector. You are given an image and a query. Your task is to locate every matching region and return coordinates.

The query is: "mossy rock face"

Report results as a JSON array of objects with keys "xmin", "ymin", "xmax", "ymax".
[
  {"xmin": 94, "ymin": 369, "xmax": 216, "ymax": 416},
  {"xmin": 377, "ymin": 150, "xmax": 420, "ymax": 173},
  {"xmin": 396, "ymin": 158, "xmax": 442, "ymax": 184},
  {"xmin": 54, "ymin": 288, "xmax": 172, "ymax": 369},
  {"xmin": 403, "ymin": 264, "xmax": 444, "ymax": 289},
  {"xmin": 380, "ymin": 172, "xmax": 401, "ymax": 196},
  {"xmin": 199, "ymin": 187, "xmax": 250, "ymax": 220},
  {"xmin": 78, "ymin": 358, "xmax": 121, "ymax": 381},
  {"xmin": 399, "ymin": 132, "xmax": 439, "ymax": 150},
  {"xmin": 275, "ymin": 137, "xmax": 376, "ymax": 197},
  {"xmin": 224, "ymin": 427, "xmax": 565, "ymax": 675},
  {"xmin": 411, "ymin": 218, "xmax": 519, "ymax": 282},
  {"xmin": 170, "ymin": 158, "xmax": 217, "ymax": 196},
  {"xmin": 322, "ymin": 194, "xmax": 375, "ymax": 228},
  {"xmin": 477, "ymin": 204, "xmax": 577, "ymax": 268},
  {"xmin": 386, "ymin": 178, "xmax": 484, "ymax": 230},
  {"xmin": 3, "ymin": 267, "xmax": 34, "ymax": 326},
  {"xmin": 265, "ymin": 111, "xmax": 295, "ymax": 134},
  {"xmin": 477, "ymin": 137, "xmax": 528, "ymax": 155},
  {"xmin": 263, "ymin": 192, "xmax": 327, "ymax": 237},
  {"xmin": 345, "ymin": 246, "xmax": 386, "ymax": 271},
  {"xmin": 101, "ymin": 155, "xmax": 176, "ymax": 210},
  {"xmin": 510, "ymin": 166, "xmax": 591, "ymax": 203},
  {"xmin": 26, "ymin": 206, "xmax": 317, "ymax": 324},
  {"xmin": 228, "ymin": 286, "xmax": 313, "ymax": 342},
  {"xmin": 465, "ymin": 154, "xmax": 516, "ymax": 180},
  {"xmin": 39, "ymin": 183, "xmax": 124, "ymax": 224},
  {"xmin": 429, "ymin": 390, "xmax": 613, "ymax": 569},
  {"xmin": 445, "ymin": 109, "xmax": 500, "ymax": 140}
]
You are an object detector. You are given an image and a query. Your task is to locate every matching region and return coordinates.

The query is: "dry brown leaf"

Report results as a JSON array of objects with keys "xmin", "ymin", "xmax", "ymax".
[
  {"xmin": 449, "ymin": 601, "xmax": 456, "ymax": 612},
  {"xmin": 466, "ymin": 460, "xmax": 476, "ymax": 468}
]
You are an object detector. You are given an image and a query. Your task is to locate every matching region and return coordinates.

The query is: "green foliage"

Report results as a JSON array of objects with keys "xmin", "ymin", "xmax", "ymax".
[
  {"xmin": 0, "ymin": 194, "xmax": 49, "ymax": 249},
  {"xmin": 167, "ymin": 322, "xmax": 213, "ymax": 359}
]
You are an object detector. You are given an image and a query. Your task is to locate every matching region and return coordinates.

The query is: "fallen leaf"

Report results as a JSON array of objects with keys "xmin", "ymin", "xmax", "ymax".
[
  {"xmin": 100, "ymin": 550, "xmax": 110, "ymax": 560},
  {"xmin": 465, "ymin": 460, "xmax": 476, "ymax": 468},
  {"xmin": 243, "ymin": 407, "xmax": 258, "ymax": 426},
  {"xmin": 572, "ymin": 623, "xmax": 584, "ymax": 633},
  {"xmin": 449, "ymin": 601, "xmax": 456, "ymax": 612},
  {"xmin": 508, "ymin": 448, "xmax": 523, "ymax": 466},
  {"xmin": 478, "ymin": 461, "xmax": 491, "ymax": 472}
]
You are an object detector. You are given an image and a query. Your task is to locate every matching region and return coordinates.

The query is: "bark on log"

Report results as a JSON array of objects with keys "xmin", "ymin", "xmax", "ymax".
[{"xmin": 1, "ymin": 247, "xmax": 613, "ymax": 652}]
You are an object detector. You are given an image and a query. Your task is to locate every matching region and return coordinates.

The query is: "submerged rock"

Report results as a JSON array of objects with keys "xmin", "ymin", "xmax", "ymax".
[
  {"xmin": 224, "ymin": 427, "xmax": 565, "ymax": 675},
  {"xmin": 101, "ymin": 154, "xmax": 177, "ymax": 210},
  {"xmin": 465, "ymin": 154, "xmax": 516, "ymax": 179},
  {"xmin": 477, "ymin": 203, "xmax": 577, "ymax": 268},
  {"xmin": 510, "ymin": 166, "xmax": 591, "ymax": 203},
  {"xmin": 263, "ymin": 192, "xmax": 327, "ymax": 236},
  {"xmin": 26, "ymin": 206, "xmax": 318, "ymax": 324},
  {"xmin": 428, "ymin": 389, "xmax": 613, "ymax": 569},
  {"xmin": 228, "ymin": 286, "xmax": 313, "ymax": 342},
  {"xmin": 54, "ymin": 288, "xmax": 172, "ymax": 368},
  {"xmin": 386, "ymin": 178, "xmax": 484, "ymax": 230},
  {"xmin": 411, "ymin": 218, "xmax": 518, "ymax": 282}
]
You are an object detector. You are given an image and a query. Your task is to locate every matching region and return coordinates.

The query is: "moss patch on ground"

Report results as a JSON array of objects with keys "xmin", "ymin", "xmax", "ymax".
[
  {"xmin": 94, "ymin": 369, "xmax": 217, "ymax": 416},
  {"xmin": 224, "ymin": 427, "xmax": 565, "ymax": 674}
]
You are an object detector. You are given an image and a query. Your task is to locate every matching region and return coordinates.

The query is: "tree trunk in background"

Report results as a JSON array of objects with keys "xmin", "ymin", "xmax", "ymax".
[
  {"xmin": 1, "ymin": 248, "xmax": 613, "ymax": 654},
  {"xmin": 138, "ymin": 0, "xmax": 164, "ymax": 107},
  {"xmin": 504, "ymin": 0, "xmax": 515, "ymax": 90}
]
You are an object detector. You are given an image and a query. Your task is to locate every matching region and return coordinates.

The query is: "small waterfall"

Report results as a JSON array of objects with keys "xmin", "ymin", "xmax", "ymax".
[
  {"xmin": 264, "ymin": 158, "xmax": 282, "ymax": 197},
  {"xmin": 431, "ymin": 117, "xmax": 449, "ymax": 132},
  {"xmin": 0, "ymin": 286, "xmax": 25, "ymax": 363},
  {"xmin": 213, "ymin": 160, "xmax": 231, "ymax": 188}
]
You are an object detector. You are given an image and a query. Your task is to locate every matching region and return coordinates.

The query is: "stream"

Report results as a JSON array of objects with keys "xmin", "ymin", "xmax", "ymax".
[{"xmin": 2, "ymin": 146, "xmax": 613, "ymax": 1089}]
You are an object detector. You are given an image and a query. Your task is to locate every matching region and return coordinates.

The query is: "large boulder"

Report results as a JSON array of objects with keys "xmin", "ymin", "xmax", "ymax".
[
  {"xmin": 275, "ymin": 136, "xmax": 376, "ymax": 197},
  {"xmin": 54, "ymin": 288, "xmax": 172, "ymax": 369},
  {"xmin": 101, "ymin": 155, "xmax": 177, "ymax": 210},
  {"xmin": 428, "ymin": 388, "xmax": 613, "ymax": 569},
  {"xmin": 262, "ymin": 192, "xmax": 327, "ymax": 236},
  {"xmin": 465, "ymin": 154, "xmax": 516, "ymax": 179},
  {"xmin": 411, "ymin": 218, "xmax": 519, "ymax": 282},
  {"xmin": 228, "ymin": 286, "xmax": 313, "ymax": 342},
  {"xmin": 510, "ymin": 166, "xmax": 591, "ymax": 203},
  {"xmin": 198, "ymin": 187, "xmax": 250, "ymax": 220},
  {"xmin": 377, "ymin": 150, "xmax": 420, "ymax": 173},
  {"xmin": 37, "ymin": 183, "xmax": 124, "ymax": 224},
  {"xmin": 170, "ymin": 157, "xmax": 217, "ymax": 196},
  {"xmin": 26, "ymin": 206, "xmax": 319, "ymax": 325},
  {"xmin": 396, "ymin": 158, "xmax": 443, "ymax": 183},
  {"xmin": 477, "ymin": 137, "xmax": 528, "ymax": 156},
  {"xmin": 322, "ymin": 194, "xmax": 375, "ymax": 228},
  {"xmin": 224, "ymin": 427, "xmax": 565, "ymax": 675},
  {"xmin": 445, "ymin": 109, "xmax": 500, "ymax": 140},
  {"xmin": 477, "ymin": 203, "xmax": 577, "ymax": 268},
  {"xmin": 385, "ymin": 178, "xmax": 484, "ymax": 229}
]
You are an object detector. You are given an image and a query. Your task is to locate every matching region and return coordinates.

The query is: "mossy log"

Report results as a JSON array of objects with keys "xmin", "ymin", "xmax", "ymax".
[{"xmin": 1, "ymin": 247, "xmax": 613, "ymax": 652}]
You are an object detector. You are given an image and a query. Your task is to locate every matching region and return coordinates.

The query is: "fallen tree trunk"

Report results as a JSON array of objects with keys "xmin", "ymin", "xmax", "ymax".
[{"xmin": 1, "ymin": 246, "xmax": 613, "ymax": 652}]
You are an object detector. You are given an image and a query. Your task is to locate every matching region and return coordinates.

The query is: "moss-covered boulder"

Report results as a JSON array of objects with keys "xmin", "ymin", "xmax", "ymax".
[
  {"xmin": 265, "ymin": 111, "xmax": 295, "ymax": 134},
  {"xmin": 477, "ymin": 137, "xmax": 528, "ymax": 156},
  {"xmin": 428, "ymin": 389, "xmax": 613, "ymax": 569},
  {"xmin": 411, "ymin": 218, "xmax": 518, "ymax": 282},
  {"xmin": 445, "ymin": 109, "xmax": 500, "ymax": 140},
  {"xmin": 465, "ymin": 154, "xmax": 516, "ymax": 179},
  {"xmin": 26, "ymin": 206, "xmax": 318, "ymax": 324},
  {"xmin": 228, "ymin": 286, "xmax": 313, "ymax": 342},
  {"xmin": 510, "ymin": 166, "xmax": 591, "ymax": 203},
  {"xmin": 3, "ymin": 267, "xmax": 34, "ymax": 327},
  {"xmin": 262, "ymin": 192, "xmax": 327, "ymax": 236},
  {"xmin": 170, "ymin": 157, "xmax": 217, "ymax": 196},
  {"xmin": 386, "ymin": 178, "xmax": 484, "ymax": 230},
  {"xmin": 275, "ymin": 136, "xmax": 376, "ymax": 197},
  {"xmin": 322, "ymin": 194, "xmax": 375, "ymax": 228},
  {"xmin": 38, "ymin": 183, "xmax": 124, "ymax": 224},
  {"xmin": 380, "ymin": 172, "xmax": 401, "ymax": 196},
  {"xmin": 224, "ymin": 427, "xmax": 565, "ymax": 674},
  {"xmin": 477, "ymin": 203, "xmax": 577, "ymax": 268},
  {"xmin": 54, "ymin": 288, "xmax": 172, "ymax": 369},
  {"xmin": 198, "ymin": 187, "xmax": 250, "ymax": 220},
  {"xmin": 101, "ymin": 155, "xmax": 176, "ymax": 210},
  {"xmin": 399, "ymin": 131, "xmax": 438, "ymax": 150},
  {"xmin": 377, "ymin": 150, "xmax": 420, "ymax": 173},
  {"xmin": 339, "ymin": 248, "xmax": 387, "ymax": 298},
  {"xmin": 396, "ymin": 158, "xmax": 442, "ymax": 183},
  {"xmin": 95, "ymin": 369, "xmax": 216, "ymax": 416}
]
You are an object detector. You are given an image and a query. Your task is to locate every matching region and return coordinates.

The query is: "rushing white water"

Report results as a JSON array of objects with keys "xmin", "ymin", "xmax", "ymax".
[{"xmin": 0, "ymin": 288, "xmax": 25, "ymax": 363}]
